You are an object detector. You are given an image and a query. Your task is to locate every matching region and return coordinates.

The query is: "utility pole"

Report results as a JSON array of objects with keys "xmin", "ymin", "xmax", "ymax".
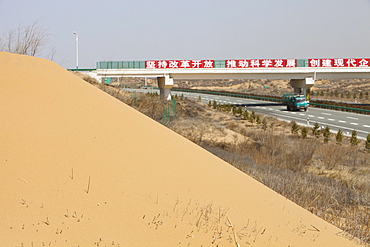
[{"xmin": 73, "ymin": 31, "xmax": 79, "ymax": 70}]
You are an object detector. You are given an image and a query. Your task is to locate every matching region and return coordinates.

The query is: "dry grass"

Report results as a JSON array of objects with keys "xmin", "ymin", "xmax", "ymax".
[
  {"xmin": 172, "ymin": 98, "xmax": 370, "ymax": 246},
  {"xmin": 84, "ymin": 77, "xmax": 370, "ymax": 246}
]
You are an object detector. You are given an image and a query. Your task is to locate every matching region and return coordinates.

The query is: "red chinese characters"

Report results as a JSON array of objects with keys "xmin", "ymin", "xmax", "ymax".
[
  {"xmin": 225, "ymin": 59, "xmax": 296, "ymax": 68},
  {"xmin": 146, "ymin": 60, "xmax": 214, "ymax": 69},
  {"xmin": 309, "ymin": 58, "xmax": 370, "ymax": 67},
  {"xmin": 146, "ymin": 58, "xmax": 370, "ymax": 69},
  {"xmin": 358, "ymin": 58, "xmax": 370, "ymax": 67},
  {"xmin": 308, "ymin": 59, "xmax": 321, "ymax": 67}
]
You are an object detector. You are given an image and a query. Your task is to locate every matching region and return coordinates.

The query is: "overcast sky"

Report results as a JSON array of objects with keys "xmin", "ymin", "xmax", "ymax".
[{"xmin": 1, "ymin": 0, "xmax": 370, "ymax": 69}]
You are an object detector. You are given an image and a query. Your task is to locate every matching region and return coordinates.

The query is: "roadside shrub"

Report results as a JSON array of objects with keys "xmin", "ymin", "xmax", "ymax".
[
  {"xmin": 351, "ymin": 130, "xmax": 359, "ymax": 146},
  {"xmin": 301, "ymin": 126, "xmax": 308, "ymax": 139},
  {"xmin": 336, "ymin": 129, "xmax": 343, "ymax": 144},
  {"xmin": 256, "ymin": 115, "xmax": 261, "ymax": 124},
  {"xmin": 212, "ymin": 100, "xmax": 217, "ymax": 109},
  {"xmin": 250, "ymin": 111, "xmax": 256, "ymax": 123},
  {"xmin": 366, "ymin": 134, "xmax": 370, "ymax": 151},
  {"xmin": 323, "ymin": 126, "xmax": 331, "ymax": 143},
  {"xmin": 236, "ymin": 106, "xmax": 243, "ymax": 115},
  {"xmin": 291, "ymin": 121, "xmax": 299, "ymax": 135},
  {"xmin": 243, "ymin": 110, "xmax": 249, "ymax": 120},
  {"xmin": 232, "ymin": 105, "xmax": 236, "ymax": 115},
  {"xmin": 313, "ymin": 122, "xmax": 320, "ymax": 137},
  {"xmin": 262, "ymin": 118, "xmax": 267, "ymax": 131}
]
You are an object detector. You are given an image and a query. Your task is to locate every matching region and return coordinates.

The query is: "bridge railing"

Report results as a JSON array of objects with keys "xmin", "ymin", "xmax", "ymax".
[
  {"xmin": 97, "ymin": 59, "xmax": 310, "ymax": 70},
  {"xmin": 97, "ymin": 61, "xmax": 146, "ymax": 69}
]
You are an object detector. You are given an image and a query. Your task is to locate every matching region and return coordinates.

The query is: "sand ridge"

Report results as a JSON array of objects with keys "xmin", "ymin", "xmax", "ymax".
[{"xmin": 0, "ymin": 52, "xmax": 363, "ymax": 246}]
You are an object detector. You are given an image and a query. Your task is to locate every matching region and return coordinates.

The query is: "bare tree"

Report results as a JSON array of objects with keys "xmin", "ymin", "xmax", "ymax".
[
  {"xmin": 47, "ymin": 45, "xmax": 57, "ymax": 61},
  {"xmin": 1, "ymin": 20, "xmax": 49, "ymax": 57}
]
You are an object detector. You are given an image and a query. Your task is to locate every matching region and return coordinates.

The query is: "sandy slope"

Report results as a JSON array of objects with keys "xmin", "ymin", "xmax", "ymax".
[{"xmin": 0, "ymin": 52, "xmax": 363, "ymax": 247}]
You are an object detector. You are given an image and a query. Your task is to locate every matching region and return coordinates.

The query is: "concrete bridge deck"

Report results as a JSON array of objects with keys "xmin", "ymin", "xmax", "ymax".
[
  {"xmin": 95, "ymin": 67, "xmax": 370, "ymax": 80},
  {"xmin": 85, "ymin": 59, "xmax": 370, "ymax": 99}
]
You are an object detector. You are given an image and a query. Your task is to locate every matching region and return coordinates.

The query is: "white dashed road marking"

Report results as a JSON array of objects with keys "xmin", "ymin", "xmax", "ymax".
[{"xmin": 347, "ymin": 117, "xmax": 359, "ymax": 120}]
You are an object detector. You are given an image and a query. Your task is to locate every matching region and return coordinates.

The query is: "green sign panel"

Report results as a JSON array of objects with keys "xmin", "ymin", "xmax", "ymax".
[{"xmin": 104, "ymin": 77, "xmax": 112, "ymax": 84}]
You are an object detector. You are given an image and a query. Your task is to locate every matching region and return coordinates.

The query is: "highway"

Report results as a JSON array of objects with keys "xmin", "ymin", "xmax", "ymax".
[{"xmin": 123, "ymin": 88, "xmax": 370, "ymax": 140}]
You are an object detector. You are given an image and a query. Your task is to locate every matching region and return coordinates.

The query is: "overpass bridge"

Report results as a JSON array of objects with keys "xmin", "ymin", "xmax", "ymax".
[{"xmin": 91, "ymin": 58, "xmax": 370, "ymax": 99}]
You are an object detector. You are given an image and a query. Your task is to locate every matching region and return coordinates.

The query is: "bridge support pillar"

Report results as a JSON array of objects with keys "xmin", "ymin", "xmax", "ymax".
[
  {"xmin": 157, "ymin": 75, "xmax": 174, "ymax": 100},
  {"xmin": 289, "ymin": 77, "xmax": 314, "ymax": 99}
]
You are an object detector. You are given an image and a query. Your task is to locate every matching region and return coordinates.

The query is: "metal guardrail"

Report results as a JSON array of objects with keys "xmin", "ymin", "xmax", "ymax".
[
  {"xmin": 171, "ymin": 88, "xmax": 282, "ymax": 103},
  {"xmin": 68, "ymin": 68, "xmax": 96, "ymax": 72},
  {"xmin": 309, "ymin": 102, "xmax": 370, "ymax": 114}
]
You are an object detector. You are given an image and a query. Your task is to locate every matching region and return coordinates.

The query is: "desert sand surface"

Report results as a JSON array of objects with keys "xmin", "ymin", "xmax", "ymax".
[{"xmin": 0, "ymin": 52, "xmax": 363, "ymax": 246}]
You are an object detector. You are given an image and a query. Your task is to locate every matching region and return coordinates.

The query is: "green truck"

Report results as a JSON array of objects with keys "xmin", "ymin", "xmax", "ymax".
[{"xmin": 283, "ymin": 94, "xmax": 309, "ymax": 111}]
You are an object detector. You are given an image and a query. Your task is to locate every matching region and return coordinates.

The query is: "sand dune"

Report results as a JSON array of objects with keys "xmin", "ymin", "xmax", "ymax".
[{"xmin": 0, "ymin": 52, "xmax": 362, "ymax": 246}]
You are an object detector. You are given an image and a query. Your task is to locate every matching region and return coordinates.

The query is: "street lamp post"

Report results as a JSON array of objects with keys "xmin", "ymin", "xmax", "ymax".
[{"xmin": 73, "ymin": 31, "xmax": 79, "ymax": 70}]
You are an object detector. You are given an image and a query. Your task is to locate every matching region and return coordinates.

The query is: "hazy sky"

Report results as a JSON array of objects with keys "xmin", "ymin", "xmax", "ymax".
[{"xmin": 1, "ymin": 0, "xmax": 370, "ymax": 69}]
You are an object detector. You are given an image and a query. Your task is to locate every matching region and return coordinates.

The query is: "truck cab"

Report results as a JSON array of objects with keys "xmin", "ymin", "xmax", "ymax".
[{"xmin": 283, "ymin": 94, "xmax": 309, "ymax": 111}]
